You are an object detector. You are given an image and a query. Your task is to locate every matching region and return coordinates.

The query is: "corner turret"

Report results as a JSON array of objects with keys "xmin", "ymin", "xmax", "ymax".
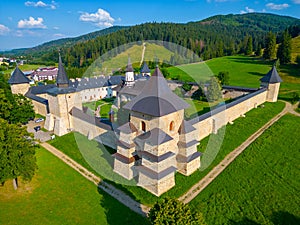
[
  {"xmin": 8, "ymin": 66, "xmax": 30, "ymax": 95},
  {"xmin": 260, "ymin": 65, "xmax": 282, "ymax": 102}
]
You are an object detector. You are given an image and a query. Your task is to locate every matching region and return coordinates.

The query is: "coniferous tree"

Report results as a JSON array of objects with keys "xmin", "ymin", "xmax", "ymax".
[
  {"xmin": 263, "ymin": 32, "xmax": 276, "ymax": 60},
  {"xmin": 245, "ymin": 36, "xmax": 253, "ymax": 55},
  {"xmin": 277, "ymin": 30, "xmax": 292, "ymax": 64},
  {"xmin": 255, "ymin": 43, "xmax": 263, "ymax": 56}
]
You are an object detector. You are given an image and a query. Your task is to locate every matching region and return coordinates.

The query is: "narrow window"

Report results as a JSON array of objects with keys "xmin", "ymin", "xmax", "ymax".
[
  {"xmin": 169, "ymin": 121, "xmax": 175, "ymax": 132},
  {"xmin": 141, "ymin": 121, "xmax": 146, "ymax": 132}
]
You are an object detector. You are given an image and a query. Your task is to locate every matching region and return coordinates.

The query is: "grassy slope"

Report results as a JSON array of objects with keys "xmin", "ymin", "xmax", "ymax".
[
  {"xmin": 169, "ymin": 55, "xmax": 300, "ymax": 102},
  {"xmin": 48, "ymin": 101, "xmax": 285, "ymax": 206},
  {"xmin": 0, "ymin": 147, "xmax": 148, "ymax": 225},
  {"xmin": 291, "ymin": 35, "xmax": 300, "ymax": 62},
  {"xmin": 100, "ymin": 43, "xmax": 174, "ymax": 73},
  {"xmin": 189, "ymin": 114, "xmax": 300, "ymax": 225}
]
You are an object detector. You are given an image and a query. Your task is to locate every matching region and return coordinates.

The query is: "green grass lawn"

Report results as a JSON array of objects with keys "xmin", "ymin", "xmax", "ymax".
[
  {"xmin": 0, "ymin": 147, "xmax": 148, "ymax": 225},
  {"xmin": 167, "ymin": 55, "xmax": 300, "ymax": 102},
  {"xmin": 83, "ymin": 98, "xmax": 115, "ymax": 118},
  {"xmin": 48, "ymin": 101, "xmax": 285, "ymax": 206},
  {"xmin": 291, "ymin": 35, "xmax": 300, "ymax": 62},
  {"xmin": 189, "ymin": 114, "xmax": 300, "ymax": 225}
]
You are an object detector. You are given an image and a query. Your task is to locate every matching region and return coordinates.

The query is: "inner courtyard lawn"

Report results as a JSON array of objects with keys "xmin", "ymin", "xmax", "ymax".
[
  {"xmin": 0, "ymin": 147, "xmax": 148, "ymax": 225},
  {"xmin": 48, "ymin": 101, "xmax": 285, "ymax": 206},
  {"xmin": 189, "ymin": 114, "xmax": 300, "ymax": 225}
]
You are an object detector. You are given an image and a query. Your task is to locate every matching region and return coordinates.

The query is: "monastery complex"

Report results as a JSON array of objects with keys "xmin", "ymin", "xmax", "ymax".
[{"xmin": 8, "ymin": 56, "xmax": 282, "ymax": 196}]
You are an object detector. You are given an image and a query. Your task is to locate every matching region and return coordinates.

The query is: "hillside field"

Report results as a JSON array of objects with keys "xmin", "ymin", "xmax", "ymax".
[
  {"xmin": 0, "ymin": 147, "xmax": 148, "ymax": 225},
  {"xmin": 168, "ymin": 55, "xmax": 300, "ymax": 102},
  {"xmin": 97, "ymin": 42, "xmax": 174, "ymax": 74},
  {"xmin": 189, "ymin": 114, "xmax": 300, "ymax": 225}
]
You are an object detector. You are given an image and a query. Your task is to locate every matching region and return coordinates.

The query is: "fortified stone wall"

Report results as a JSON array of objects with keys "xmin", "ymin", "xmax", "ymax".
[
  {"xmin": 190, "ymin": 89, "xmax": 267, "ymax": 141},
  {"xmin": 31, "ymin": 100, "xmax": 48, "ymax": 116},
  {"xmin": 11, "ymin": 83, "xmax": 30, "ymax": 95},
  {"xmin": 70, "ymin": 114, "xmax": 117, "ymax": 149}
]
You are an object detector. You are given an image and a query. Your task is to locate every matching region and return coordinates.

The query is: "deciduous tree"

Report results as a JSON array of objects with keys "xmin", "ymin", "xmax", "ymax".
[
  {"xmin": 0, "ymin": 119, "xmax": 37, "ymax": 189},
  {"xmin": 207, "ymin": 77, "xmax": 222, "ymax": 102},
  {"xmin": 148, "ymin": 198, "xmax": 205, "ymax": 225}
]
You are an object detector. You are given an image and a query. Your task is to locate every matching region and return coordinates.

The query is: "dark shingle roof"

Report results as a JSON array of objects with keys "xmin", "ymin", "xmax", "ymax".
[
  {"xmin": 179, "ymin": 120, "xmax": 196, "ymax": 134},
  {"xmin": 29, "ymin": 84, "xmax": 56, "ymax": 95},
  {"xmin": 118, "ymin": 122, "xmax": 138, "ymax": 134},
  {"xmin": 260, "ymin": 66, "xmax": 283, "ymax": 84},
  {"xmin": 70, "ymin": 107, "xmax": 113, "ymax": 131},
  {"xmin": 118, "ymin": 79, "xmax": 147, "ymax": 96},
  {"xmin": 135, "ymin": 128, "xmax": 173, "ymax": 146},
  {"xmin": 56, "ymin": 54, "xmax": 69, "ymax": 87},
  {"xmin": 25, "ymin": 88, "xmax": 49, "ymax": 104},
  {"xmin": 123, "ymin": 67, "xmax": 189, "ymax": 116},
  {"xmin": 8, "ymin": 66, "xmax": 30, "ymax": 84},
  {"xmin": 140, "ymin": 62, "xmax": 150, "ymax": 73},
  {"xmin": 68, "ymin": 76, "xmax": 123, "ymax": 91},
  {"xmin": 126, "ymin": 57, "xmax": 133, "ymax": 72}
]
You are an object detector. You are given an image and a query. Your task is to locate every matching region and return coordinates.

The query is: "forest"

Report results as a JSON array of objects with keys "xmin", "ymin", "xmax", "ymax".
[{"xmin": 2, "ymin": 13, "xmax": 300, "ymax": 77}]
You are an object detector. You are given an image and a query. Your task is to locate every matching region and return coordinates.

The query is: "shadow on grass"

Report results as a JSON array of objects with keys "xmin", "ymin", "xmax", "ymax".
[
  {"xmin": 248, "ymin": 71, "xmax": 265, "ymax": 76},
  {"xmin": 228, "ymin": 211, "xmax": 300, "ymax": 225},
  {"xmin": 229, "ymin": 56, "xmax": 274, "ymax": 66},
  {"xmin": 270, "ymin": 211, "xmax": 300, "ymax": 225},
  {"xmin": 279, "ymin": 64, "xmax": 300, "ymax": 79},
  {"xmin": 229, "ymin": 218, "xmax": 260, "ymax": 225},
  {"xmin": 97, "ymin": 185, "xmax": 150, "ymax": 225}
]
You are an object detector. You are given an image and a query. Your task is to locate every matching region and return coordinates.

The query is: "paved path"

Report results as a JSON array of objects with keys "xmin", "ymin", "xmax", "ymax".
[
  {"xmin": 179, "ymin": 101, "xmax": 293, "ymax": 204},
  {"xmin": 40, "ymin": 142, "xmax": 150, "ymax": 216}
]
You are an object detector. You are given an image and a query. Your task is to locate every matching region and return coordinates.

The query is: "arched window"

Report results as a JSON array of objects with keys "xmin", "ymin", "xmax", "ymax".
[
  {"xmin": 141, "ymin": 121, "xmax": 146, "ymax": 132},
  {"xmin": 169, "ymin": 121, "xmax": 175, "ymax": 132}
]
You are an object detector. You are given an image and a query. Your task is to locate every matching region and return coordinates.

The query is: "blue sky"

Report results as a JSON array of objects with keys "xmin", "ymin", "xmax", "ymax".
[{"xmin": 0, "ymin": 0, "xmax": 299, "ymax": 50}]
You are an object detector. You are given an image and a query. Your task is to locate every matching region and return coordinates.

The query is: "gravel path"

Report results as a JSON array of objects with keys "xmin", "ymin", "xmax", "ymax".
[{"xmin": 178, "ymin": 101, "xmax": 293, "ymax": 204}]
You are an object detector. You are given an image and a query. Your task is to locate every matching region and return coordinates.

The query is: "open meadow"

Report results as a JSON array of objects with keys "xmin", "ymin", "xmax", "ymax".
[
  {"xmin": 0, "ymin": 147, "xmax": 148, "ymax": 225},
  {"xmin": 189, "ymin": 114, "xmax": 300, "ymax": 225}
]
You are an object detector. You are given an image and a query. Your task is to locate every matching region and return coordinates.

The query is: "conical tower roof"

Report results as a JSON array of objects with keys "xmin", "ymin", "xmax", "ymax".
[
  {"xmin": 260, "ymin": 66, "xmax": 282, "ymax": 84},
  {"xmin": 123, "ymin": 66, "xmax": 189, "ymax": 117},
  {"xmin": 126, "ymin": 57, "xmax": 134, "ymax": 72},
  {"xmin": 140, "ymin": 62, "xmax": 150, "ymax": 73},
  {"xmin": 8, "ymin": 66, "xmax": 30, "ymax": 84},
  {"xmin": 56, "ymin": 54, "xmax": 69, "ymax": 87}
]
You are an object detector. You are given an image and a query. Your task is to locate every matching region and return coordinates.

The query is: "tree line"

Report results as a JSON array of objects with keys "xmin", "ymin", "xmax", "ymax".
[
  {"xmin": 0, "ymin": 75, "xmax": 37, "ymax": 189},
  {"xmin": 23, "ymin": 14, "xmax": 299, "ymax": 78}
]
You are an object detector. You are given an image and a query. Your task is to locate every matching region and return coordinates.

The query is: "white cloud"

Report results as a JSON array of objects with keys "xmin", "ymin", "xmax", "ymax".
[
  {"xmin": 18, "ymin": 17, "xmax": 47, "ymax": 29},
  {"xmin": 240, "ymin": 6, "xmax": 255, "ymax": 14},
  {"xmin": 292, "ymin": 0, "xmax": 300, "ymax": 4},
  {"xmin": 0, "ymin": 24, "xmax": 10, "ymax": 35},
  {"xmin": 79, "ymin": 8, "xmax": 115, "ymax": 27},
  {"xmin": 53, "ymin": 26, "xmax": 59, "ymax": 30},
  {"xmin": 266, "ymin": 3, "xmax": 289, "ymax": 10},
  {"xmin": 25, "ymin": 1, "xmax": 57, "ymax": 9},
  {"xmin": 53, "ymin": 33, "xmax": 65, "ymax": 38}
]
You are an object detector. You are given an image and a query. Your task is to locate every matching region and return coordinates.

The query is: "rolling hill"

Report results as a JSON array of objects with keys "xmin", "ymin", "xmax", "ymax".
[{"xmin": 2, "ymin": 13, "xmax": 299, "ymax": 71}]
